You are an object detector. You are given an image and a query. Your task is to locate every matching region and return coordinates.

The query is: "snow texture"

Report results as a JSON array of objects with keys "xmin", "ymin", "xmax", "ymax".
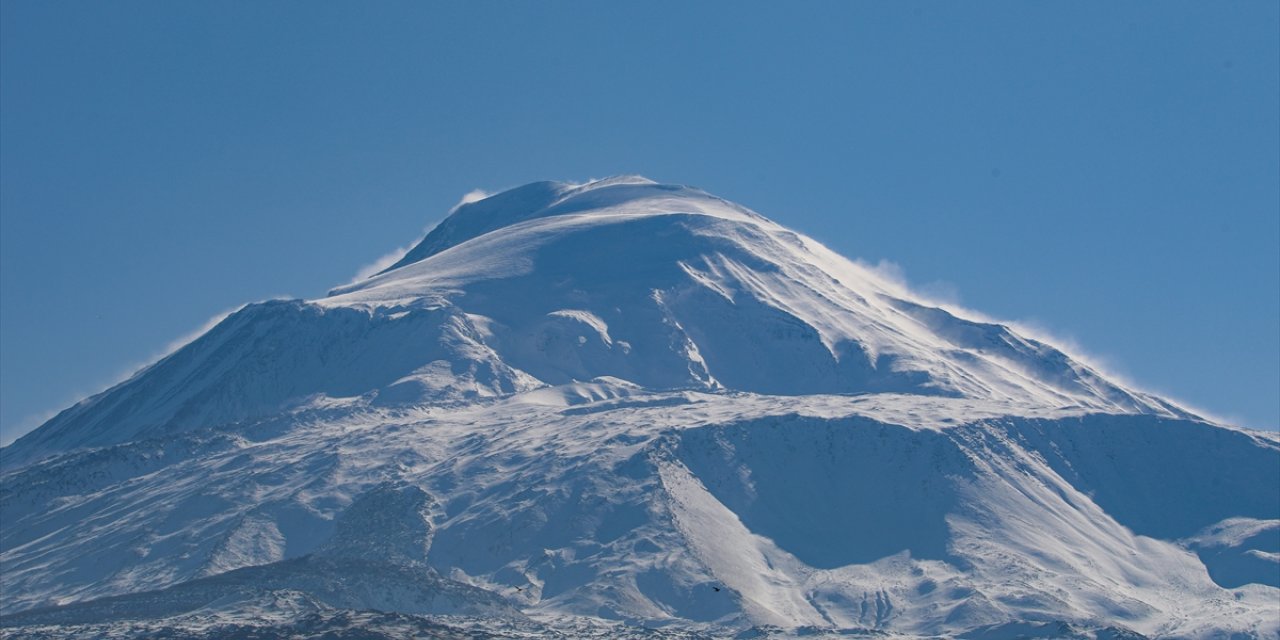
[{"xmin": 1, "ymin": 177, "xmax": 1276, "ymax": 639}]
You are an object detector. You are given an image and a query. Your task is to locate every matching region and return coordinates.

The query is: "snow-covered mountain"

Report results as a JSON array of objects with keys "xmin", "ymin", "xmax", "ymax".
[{"xmin": 1, "ymin": 176, "xmax": 1276, "ymax": 639}]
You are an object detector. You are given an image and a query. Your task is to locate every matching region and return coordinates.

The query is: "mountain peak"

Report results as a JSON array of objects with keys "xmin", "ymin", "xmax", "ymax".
[
  {"xmin": 8, "ymin": 177, "xmax": 1192, "ymax": 466},
  {"xmin": 319, "ymin": 178, "xmax": 1179, "ymax": 415},
  {"xmin": 375, "ymin": 176, "xmax": 688, "ymax": 276}
]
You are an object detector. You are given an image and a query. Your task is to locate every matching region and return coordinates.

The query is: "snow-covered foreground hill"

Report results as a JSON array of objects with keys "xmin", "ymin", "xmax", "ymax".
[{"xmin": 2, "ymin": 177, "xmax": 1276, "ymax": 639}]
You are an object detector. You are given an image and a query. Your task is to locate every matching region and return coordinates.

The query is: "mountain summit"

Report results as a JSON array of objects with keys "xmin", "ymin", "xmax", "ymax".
[
  {"xmin": 333, "ymin": 175, "xmax": 1180, "ymax": 414},
  {"xmin": 2, "ymin": 178, "xmax": 1276, "ymax": 639}
]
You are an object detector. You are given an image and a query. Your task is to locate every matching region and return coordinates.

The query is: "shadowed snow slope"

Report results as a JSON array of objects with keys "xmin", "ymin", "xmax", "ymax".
[{"xmin": 1, "ymin": 177, "xmax": 1275, "ymax": 638}]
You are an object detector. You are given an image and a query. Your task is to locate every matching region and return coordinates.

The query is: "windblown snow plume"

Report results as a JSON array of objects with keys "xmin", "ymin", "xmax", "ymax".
[{"xmin": 2, "ymin": 177, "xmax": 1276, "ymax": 639}]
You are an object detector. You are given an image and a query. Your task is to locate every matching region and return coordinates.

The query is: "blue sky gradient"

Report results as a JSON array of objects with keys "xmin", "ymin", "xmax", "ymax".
[{"xmin": 2, "ymin": 1, "xmax": 1277, "ymax": 442}]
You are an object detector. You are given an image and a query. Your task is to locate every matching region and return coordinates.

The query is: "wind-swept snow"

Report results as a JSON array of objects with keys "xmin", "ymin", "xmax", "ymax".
[{"xmin": 1, "ymin": 177, "xmax": 1274, "ymax": 638}]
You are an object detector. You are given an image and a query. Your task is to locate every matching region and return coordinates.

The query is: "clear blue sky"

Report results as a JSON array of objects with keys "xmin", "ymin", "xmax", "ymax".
[{"xmin": 2, "ymin": 1, "xmax": 1277, "ymax": 443}]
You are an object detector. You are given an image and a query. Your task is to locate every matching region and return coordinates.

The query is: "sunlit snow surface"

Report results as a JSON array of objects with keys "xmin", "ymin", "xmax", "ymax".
[{"xmin": 1, "ymin": 177, "xmax": 1276, "ymax": 638}]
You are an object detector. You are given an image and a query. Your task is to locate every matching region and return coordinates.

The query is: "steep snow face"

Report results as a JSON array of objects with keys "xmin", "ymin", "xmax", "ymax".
[{"xmin": 1, "ymin": 177, "xmax": 1183, "ymax": 467}]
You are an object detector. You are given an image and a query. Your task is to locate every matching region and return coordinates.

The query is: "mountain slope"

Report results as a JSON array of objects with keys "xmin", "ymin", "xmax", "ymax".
[{"xmin": 1, "ymin": 177, "xmax": 1275, "ymax": 639}]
